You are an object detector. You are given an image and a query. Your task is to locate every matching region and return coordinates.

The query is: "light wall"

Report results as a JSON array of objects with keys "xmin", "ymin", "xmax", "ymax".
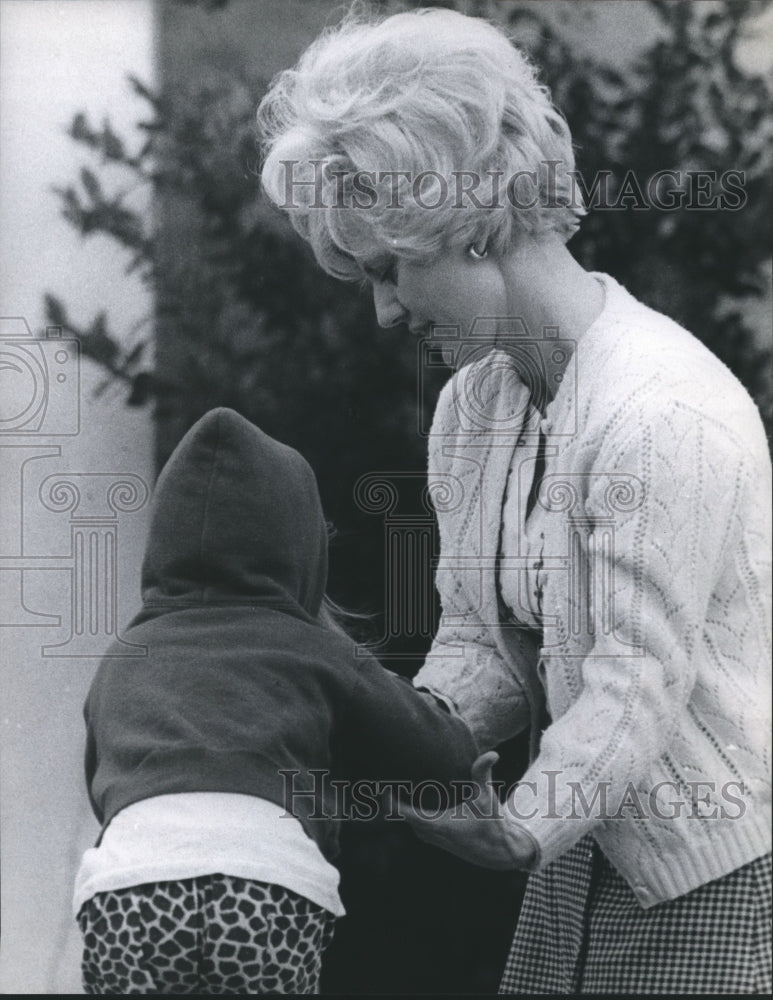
[{"xmin": 0, "ymin": 1, "xmax": 155, "ymax": 992}]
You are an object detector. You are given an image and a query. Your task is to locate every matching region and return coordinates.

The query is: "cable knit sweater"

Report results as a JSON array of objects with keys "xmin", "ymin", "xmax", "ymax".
[{"xmin": 414, "ymin": 272, "xmax": 772, "ymax": 908}]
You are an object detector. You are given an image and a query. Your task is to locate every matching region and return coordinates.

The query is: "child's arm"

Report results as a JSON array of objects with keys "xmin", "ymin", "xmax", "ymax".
[{"xmin": 341, "ymin": 652, "xmax": 480, "ymax": 797}]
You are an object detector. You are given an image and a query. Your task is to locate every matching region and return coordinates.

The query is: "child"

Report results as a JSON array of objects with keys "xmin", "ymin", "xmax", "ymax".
[{"xmin": 74, "ymin": 407, "xmax": 479, "ymax": 995}]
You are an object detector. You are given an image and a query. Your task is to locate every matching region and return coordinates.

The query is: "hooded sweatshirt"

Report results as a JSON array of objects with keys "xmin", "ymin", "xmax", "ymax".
[{"xmin": 84, "ymin": 408, "xmax": 478, "ymax": 864}]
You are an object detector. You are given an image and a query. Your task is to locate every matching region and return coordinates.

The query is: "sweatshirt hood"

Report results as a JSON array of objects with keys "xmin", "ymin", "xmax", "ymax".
[{"xmin": 141, "ymin": 408, "xmax": 328, "ymax": 615}]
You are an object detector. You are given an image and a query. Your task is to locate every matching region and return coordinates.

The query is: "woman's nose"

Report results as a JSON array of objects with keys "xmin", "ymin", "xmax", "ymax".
[{"xmin": 372, "ymin": 281, "xmax": 407, "ymax": 329}]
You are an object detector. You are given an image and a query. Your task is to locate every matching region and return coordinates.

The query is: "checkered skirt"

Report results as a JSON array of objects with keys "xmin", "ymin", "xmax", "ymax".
[{"xmin": 499, "ymin": 837, "xmax": 771, "ymax": 994}]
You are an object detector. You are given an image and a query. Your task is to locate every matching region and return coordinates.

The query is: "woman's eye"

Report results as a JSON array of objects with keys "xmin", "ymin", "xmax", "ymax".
[
  {"xmin": 364, "ymin": 259, "xmax": 398, "ymax": 285},
  {"xmin": 380, "ymin": 261, "xmax": 398, "ymax": 284}
]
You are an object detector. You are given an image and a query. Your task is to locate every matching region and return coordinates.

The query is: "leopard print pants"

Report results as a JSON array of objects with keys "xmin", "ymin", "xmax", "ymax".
[{"xmin": 77, "ymin": 875, "xmax": 336, "ymax": 994}]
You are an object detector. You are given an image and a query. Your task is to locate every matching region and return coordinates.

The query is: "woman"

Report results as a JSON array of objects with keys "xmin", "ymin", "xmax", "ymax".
[{"xmin": 258, "ymin": 6, "xmax": 771, "ymax": 993}]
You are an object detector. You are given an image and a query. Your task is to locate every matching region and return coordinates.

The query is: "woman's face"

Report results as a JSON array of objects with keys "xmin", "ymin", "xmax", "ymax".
[{"xmin": 364, "ymin": 244, "xmax": 509, "ymax": 340}]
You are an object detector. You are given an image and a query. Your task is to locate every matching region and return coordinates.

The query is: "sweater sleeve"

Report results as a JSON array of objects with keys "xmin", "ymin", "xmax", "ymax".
[
  {"xmin": 412, "ymin": 351, "xmax": 537, "ymax": 749},
  {"xmin": 508, "ymin": 398, "xmax": 753, "ymax": 865},
  {"xmin": 413, "ymin": 597, "xmax": 534, "ymax": 750}
]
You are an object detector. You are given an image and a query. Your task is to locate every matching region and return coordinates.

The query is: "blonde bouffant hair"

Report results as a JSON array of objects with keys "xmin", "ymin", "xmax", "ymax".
[{"xmin": 258, "ymin": 5, "xmax": 584, "ymax": 280}]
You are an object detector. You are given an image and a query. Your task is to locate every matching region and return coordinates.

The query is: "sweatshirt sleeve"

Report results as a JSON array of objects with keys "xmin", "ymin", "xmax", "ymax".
[
  {"xmin": 81, "ymin": 689, "xmax": 100, "ymax": 818},
  {"xmin": 341, "ymin": 652, "xmax": 480, "ymax": 799},
  {"xmin": 507, "ymin": 398, "xmax": 757, "ymax": 865}
]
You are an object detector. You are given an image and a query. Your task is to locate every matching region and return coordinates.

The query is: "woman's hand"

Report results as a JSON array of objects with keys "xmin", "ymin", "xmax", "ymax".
[{"xmin": 391, "ymin": 751, "xmax": 538, "ymax": 870}]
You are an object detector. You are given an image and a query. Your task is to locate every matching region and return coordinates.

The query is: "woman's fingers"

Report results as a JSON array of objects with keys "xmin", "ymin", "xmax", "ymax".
[{"xmin": 470, "ymin": 750, "xmax": 499, "ymax": 788}]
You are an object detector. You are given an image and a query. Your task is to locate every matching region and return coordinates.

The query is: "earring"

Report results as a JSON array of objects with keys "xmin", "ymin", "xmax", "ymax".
[{"xmin": 468, "ymin": 242, "xmax": 488, "ymax": 260}]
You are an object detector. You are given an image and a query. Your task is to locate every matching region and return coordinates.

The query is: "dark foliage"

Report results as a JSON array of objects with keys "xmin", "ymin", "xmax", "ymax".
[{"xmin": 510, "ymin": 0, "xmax": 773, "ymax": 427}]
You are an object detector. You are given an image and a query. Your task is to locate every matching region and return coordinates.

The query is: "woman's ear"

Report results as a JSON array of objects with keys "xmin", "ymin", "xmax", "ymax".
[{"xmin": 467, "ymin": 242, "xmax": 489, "ymax": 261}]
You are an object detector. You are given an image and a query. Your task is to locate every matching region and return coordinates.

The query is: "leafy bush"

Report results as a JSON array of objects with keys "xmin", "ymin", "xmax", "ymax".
[
  {"xmin": 46, "ymin": 68, "xmax": 446, "ymax": 638},
  {"xmin": 512, "ymin": 0, "xmax": 772, "ymax": 426}
]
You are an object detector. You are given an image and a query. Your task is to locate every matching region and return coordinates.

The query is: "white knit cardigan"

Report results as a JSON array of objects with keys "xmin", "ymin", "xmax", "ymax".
[{"xmin": 414, "ymin": 272, "xmax": 772, "ymax": 908}]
